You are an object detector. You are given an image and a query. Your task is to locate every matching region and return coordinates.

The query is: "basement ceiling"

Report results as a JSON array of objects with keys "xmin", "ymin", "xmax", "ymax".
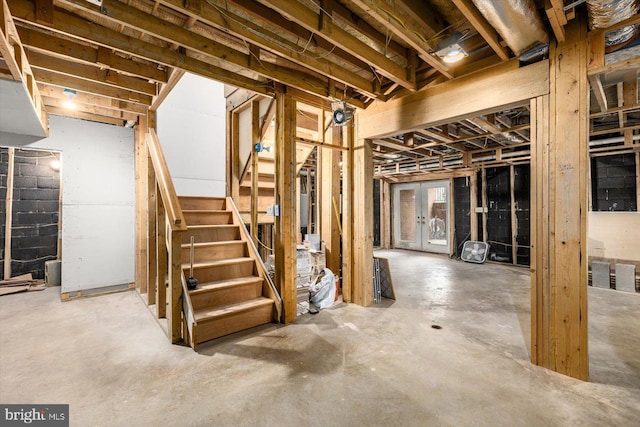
[{"xmin": 0, "ymin": 0, "xmax": 639, "ymax": 170}]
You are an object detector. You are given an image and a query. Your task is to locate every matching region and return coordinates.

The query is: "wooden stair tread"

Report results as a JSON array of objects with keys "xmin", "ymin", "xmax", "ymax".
[
  {"xmin": 182, "ymin": 257, "xmax": 253, "ymax": 270},
  {"xmin": 194, "ymin": 297, "xmax": 273, "ymax": 323},
  {"xmin": 179, "ymin": 196, "xmax": 226, "ymax": 201},
  {"xmin": 186, "ymin": 224, "xmax": 238, "ymax": 230},
  {"xmin": 181, "ymin": 240, "xmax": 243, "ymax": 249},
  {"xmin": 183, "ymin": 209, "xmax": 229, "ymax": 213},
  {"xmin": 189, "ymin": 276, "xmax": 263, "ymax": 294}
]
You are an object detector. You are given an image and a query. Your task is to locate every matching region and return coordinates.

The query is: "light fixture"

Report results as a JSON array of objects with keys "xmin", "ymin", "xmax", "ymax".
[
  {"xmin": 436, "ymin": 43, "xmax": 468, "ymax": 64},
  {"xmin": 331, "ymin": 101, "xmax": 354, "ymax": 126},
  {"xmin": 254, "ymin": 142, "xmax": 272, "ymax": 153},
  {"xmin": 50, "ymin": 159, "xmax": 61, "ymax": 171},
  {"xmin": 62, "ymin": 88, "xmax": 77, "ymax": 110}
]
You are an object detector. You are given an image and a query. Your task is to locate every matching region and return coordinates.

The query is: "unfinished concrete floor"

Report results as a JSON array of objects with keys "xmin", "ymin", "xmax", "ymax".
[{"xmin": 1, "ymin": 250, "xmax": 639, "ymax": 426}]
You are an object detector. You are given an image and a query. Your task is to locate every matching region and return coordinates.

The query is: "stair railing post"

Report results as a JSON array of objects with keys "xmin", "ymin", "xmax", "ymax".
[
  {"xmin": 156, "ymin": 188, "xmax": 167, "ymax": 318},
  {"xmin": 168, "ymin": 229, "xmax": 183, "ymax": 343}
]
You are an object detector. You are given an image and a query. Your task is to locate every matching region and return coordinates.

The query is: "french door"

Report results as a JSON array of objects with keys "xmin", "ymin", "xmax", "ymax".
[{"xmin": 393, "ymin": 180, "xmax": 450, "ymax": 254}]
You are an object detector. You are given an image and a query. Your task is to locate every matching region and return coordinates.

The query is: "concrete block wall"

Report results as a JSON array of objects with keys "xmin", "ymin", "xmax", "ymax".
[
  {"xmin": 591, "ymin": 154, "xmax": 637, "ymax": 211},
  {"xmin": 10, "ymin": 149, "xmax": 60, "ymax": 279}
]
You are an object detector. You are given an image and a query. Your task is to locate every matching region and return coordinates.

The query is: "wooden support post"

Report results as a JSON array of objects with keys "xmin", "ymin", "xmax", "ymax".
[
  {"xmin": 134, "ymin": 117, "xmax": 148, "ymax": 293},
  {"xmin": 531, "ymin": 16, "xmax": 589, "ymax": 381},
  {"xmin": 510, "ymin": 165, "xmax": 517, "ymax": 265},
  {"xmin": 251, "ymin": 100, "xmax": 260, "ymax": 247},
  {"xmin": 380, "ymin": 179, "xmax": 391, "ymax": 249},
  {"xmin": 147, "ymin": 140, "xmax": 157, "ymax": 306},
  {"xmin": 341, "ymin": 124, "xmax": 353, "ymax": 303},
  {"xmin": 156, "ymin": 186, "xmax": 167, "ymax": 318},
  {"xmin": 3, "ymin": 147, "xmax": 14, "ymax": 280},
  {"xmin": 352, "ymin": 129, "xmax": 373, "ymax": 306},
  {"xmin": 470, "ymin": 172, "xmax": 478, "ymax": 241},
  {"xmin": 169, "ymin": 230, "xmax": 182, "ymax": 342},
  {"xmin": 306, "ymin": 167, "xmax": 313, "ymax": 235},
  {"xmin": 274, "ymin": 88, "xmax": 297, "ymax": 323},
  {"xmin": 319, "ymin": 127, "xmax": 341, "ymax": 274},
  {"xmin": 231, "ymin": 111, "xmax": 240, "ymax": 202},
  {"xmin": 481, "ymin": 168, "xmax": 488, "ymax": 243},
  {"xmin": 449, "ymin": 177, "xmax": 455, "ymax": 256}
]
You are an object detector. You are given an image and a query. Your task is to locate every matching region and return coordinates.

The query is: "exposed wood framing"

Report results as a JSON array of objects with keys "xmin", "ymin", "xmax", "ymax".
[
  {"xmin": 156, "ymin": 185, "xmax": 167, "ymax": 319},
  {"xmin": 351, "ymin": 131, "xmax": 373, "ymax": 305},
  {"xmin": 531, "ymin": 17, "xmax": 589, "ymax": 381},
  {"xmin": 341, "ymin": 124, "xmax": 354, "ymax": 303},
  {"xmin": 134, "ymin": 116, "xmax": 148, "ymax": 293},
  {"xmin": 588, "ymin": 74, "xmax": 607, "ymax": 112},
  {"xmin": 3, "ymin": 148, "xmax": 15, "ymax": 279},
  {"xmin": 256, "ymin": 0, "xmax": 416, "ymax": 91},
  {"xmin": 151, "ymin": 69, "xmax": 184, "ymax": 111},
  {"xmin": 470, "ymin": 171, "xmax": 478, "ymax": 241},
  {"xmin": 251, "ymin": 100, "xmax": 260, "ymax": 247},
  {"xmin": 147, "ymin": 118, "xmax": 158, "ymax": 306},
  {"xmin": 319, "ymin": 127, "xmax": 341, "ymax": 274},
  {"xmin": 274, "ymin": 88, "xmax": 296, "ymax": 323},
  {"xmin": 481, "ymin": 168, "xmax": 487, "ymax": 242},
  {"xmin": 450, "ymin": 0, "xmax": 510, "ymax": 61},
  {"xmin": 380, "ymin": 180, "xmax": 391, "ymax": 249},
  {"xmin": 358, "ymin": 60, "xmax": 549, "ymax": 138}
]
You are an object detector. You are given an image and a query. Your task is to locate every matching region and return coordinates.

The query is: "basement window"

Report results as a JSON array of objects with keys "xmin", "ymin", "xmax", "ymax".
[{"xmin": 591, "ymin": 154, "xmax": 637, "ymax": 212}]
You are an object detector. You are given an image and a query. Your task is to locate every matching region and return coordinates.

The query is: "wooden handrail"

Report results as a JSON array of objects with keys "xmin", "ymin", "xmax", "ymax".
[{"xmin": 146, "ymin": 129, "xmax": 187, "ymax": 231}]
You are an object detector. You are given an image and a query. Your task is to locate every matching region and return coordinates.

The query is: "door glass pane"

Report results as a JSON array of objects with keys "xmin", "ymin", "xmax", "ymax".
[
  {"xmin": 399, "ymin": 189, "xmax": 416, "ymax": 241},
  {"xmin": 427, "ymin": 187, "xmax": 447, "ymax": 245}
]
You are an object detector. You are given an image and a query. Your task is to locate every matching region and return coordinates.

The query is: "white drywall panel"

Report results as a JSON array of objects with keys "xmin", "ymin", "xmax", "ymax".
[
  {"xmin": 157, "ymin": 73, "xmax": 226, "ymax": 197},
  {"xmin": 588, "ymin": 212, "xmax": 640, "ymax": 261},
  {"xmin": 2, "ymin": 114, "xmax": 135, "ymax": 292}
]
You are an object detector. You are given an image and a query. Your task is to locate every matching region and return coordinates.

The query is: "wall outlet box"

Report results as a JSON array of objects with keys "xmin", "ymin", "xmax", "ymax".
[{"xmin": 266, "ymin": 204, "xmax": 281, "ymax": 216}]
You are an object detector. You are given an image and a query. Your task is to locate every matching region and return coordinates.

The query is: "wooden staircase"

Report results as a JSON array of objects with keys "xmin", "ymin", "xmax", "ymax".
[{"xmin": 179, "ymin": 196, "xmax": 281, "ymax": 348}]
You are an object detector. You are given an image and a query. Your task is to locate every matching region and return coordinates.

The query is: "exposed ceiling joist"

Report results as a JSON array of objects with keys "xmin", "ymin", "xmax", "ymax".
[
  {"xmin": 255, "ymin": 0, "xmax": 416, "ymax": 91},
  {"xmin": 38, "ymin": 83, "xmax": 148, "ymax": 114},
  {"xmin": 26, "ymin": 49, "xmax": 157, "ymax": 96},
  {"xmin": 155, "ymin": 0, "xmax": 380, "ymax": 99},
  {"xmin": 16, "ymin": 25, "xmax": 169, "ymax": 83},
  {"xmin": 450, "ymin": 0, "xmax": 510, "ymax": 61},
  {"xmin": 348, "ymin": 0, "xmax": 452, "ymax": 78}
]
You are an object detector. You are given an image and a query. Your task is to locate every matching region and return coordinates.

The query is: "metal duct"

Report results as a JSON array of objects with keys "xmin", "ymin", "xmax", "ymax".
[
  {"xmin": 587, "ymin": 0, "xmax": 640, "ymax": 51},
  {"xmin": 471, "ymin": 0, "xmax": 549, "ymax": 56}
]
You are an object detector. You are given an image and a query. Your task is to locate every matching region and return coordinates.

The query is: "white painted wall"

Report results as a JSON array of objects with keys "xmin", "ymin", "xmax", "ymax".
[
  {"xmin": 588, "ymin": 212, "xmax": 640, "ymax": 261},
  {"xmin": 157, "ymin": 73, "xmax": 226, "ymax": 197},
  {"xmin": 1, "ymin": 115, "xmax": 135, "ymax": 292}
]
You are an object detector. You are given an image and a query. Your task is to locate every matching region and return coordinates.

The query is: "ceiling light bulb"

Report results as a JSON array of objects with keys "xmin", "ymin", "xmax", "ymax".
[
  {"xmin": 62, "ymin": 88, "xmax": 77, "ymax": 110},
  {"xmin": 62, "ymin": 100, "xmax": 76, "ymax": 110},
  {"xmin": 443, "ymin": 49, "xmax": 465, "ymax": 63}
]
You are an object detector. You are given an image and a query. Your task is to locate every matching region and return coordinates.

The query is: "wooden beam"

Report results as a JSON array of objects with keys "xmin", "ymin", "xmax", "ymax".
[
  {"xmin": 510, "ymin": 165, "xmax": 517, "ymax": 265},
  {"xmin": 41, "ymin": 95, "xmax": 138, "ymax": 121},
  {"xmin": 169, "ymin": 230, "xmax": 182, "ymax": 343},
  {"xmin": 147, "ymin": 126, "xmax": 157, "ymax": 307},
  {"xmin": 38, "ymin": 83, "xmax": 147, "ymax": 114},
  {"xmin": 256, "ymin": 0, "xmax": 416, "ymax": 91},
  {"xmin": 251, "ymin": 100, "xmax": 260, "ymax": 248},
  {"xmin": 134, "ymin": 116, "xmax": 148, "ymax": 294},
  {"xmin": 274, "ymin": 88, "xmax": 297, "ymax": 323},
  {"xmin": 156, "ymin": 185, "xmax": 167, "ymax": 318},
  {"xmin": 46, "ymin": 106, "xmax": 125, "ymax": 125},
  {"xmin": 469, "ymin": 171, "xmax": 478, "ymax": 241},
  {"xmin": 531, "ymin": 17, "xmax": 589, "ymax": 381},
  {"xmin": 34, "ymin": 0, "xmax": 52, "ymax": 24},
  {"xmin": 359, "ymin": 60, "xmax": 549, "ymax": 138},
  {"xmin": 546, "ymin": 2, "xmax": 566, "ymax": 43},
  {"xmin": 341, "ymin": 124, "xmax": 353, "ymax": 302},
  {"xmin": 156, "ymin": 0, "xmax": 380, "ymax": 99},
  {"xmin": 18, "ymin": 26, "xmax": 169, "ymax": 82},
  {"xmin": 33, "ymin": 68, "xmax": 152, "ymax": 105},
  {"xmin": 588, "ymin": 74, "xmax": 608, "ymax": 112},
  {"xmin": 450, "ymin": 0, "xmax": 510, "ymax": 61},
  {"xmin": 319, "ymin": 128, "xmax": 341, "ymax": 274},
  {"xmin": 349, "ymin": 0, "xmax": 452, "ymax": 79},
  {"xmin": 150, "ymin": 69, "xmax": 184, "ymax": 111},
  {"xmin": 75, "ymin": 0, "xmax": 346, "ymax": 103},
  {"xmin": 380, "ymin": 179, "xmax": 390, "ymax": 249},
  {"xmin": 481, "ymin": 168, "xmax": 487, "ymax": 242},
  {"xmin": 3, "ymin": 148, "xmax": 14, "ymax": 279},
  {"xmin": 8, "ymin": 0, "xmax": 273, "ymax": 96},
  {"xmin": 26, "ymin": 49, "xmax": 157, "ymax": 96}
]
